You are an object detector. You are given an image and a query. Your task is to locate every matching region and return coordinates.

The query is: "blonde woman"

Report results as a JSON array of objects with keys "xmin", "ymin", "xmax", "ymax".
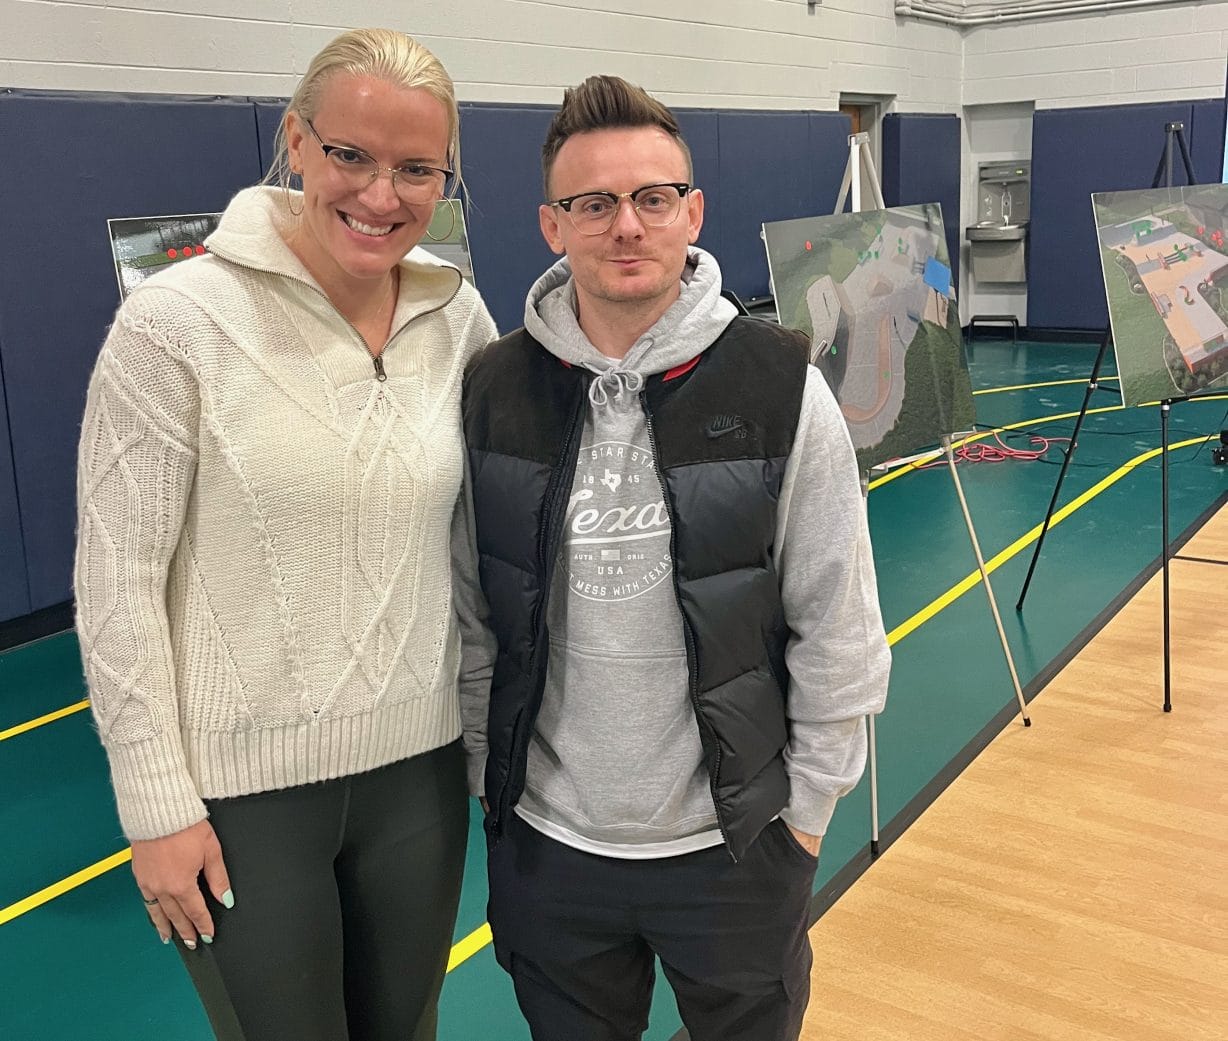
[{"xmin": 75, "ymin": 28, "xmax": 495, "ymax": 1041}]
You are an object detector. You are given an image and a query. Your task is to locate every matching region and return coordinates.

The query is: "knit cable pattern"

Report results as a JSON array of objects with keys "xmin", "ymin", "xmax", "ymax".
[{"xmin": 75, "ymin": 229, "xmax": 496, "ymax": 839}]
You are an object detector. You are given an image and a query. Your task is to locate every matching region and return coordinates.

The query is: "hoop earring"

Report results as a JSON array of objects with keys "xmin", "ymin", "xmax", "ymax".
[
  {"xmin": 426, "ymin": 199, "xmax": 458, "ymax": 242},
  {"xmin": 281, "ymin": 172, "xmax": 304, "ymax": 217}
]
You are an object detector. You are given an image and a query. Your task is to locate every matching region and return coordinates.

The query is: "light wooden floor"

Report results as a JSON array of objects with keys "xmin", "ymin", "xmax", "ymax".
[{"xmin": 804, "ymin": 505, "xmax": 1228, "ymax": 1041}]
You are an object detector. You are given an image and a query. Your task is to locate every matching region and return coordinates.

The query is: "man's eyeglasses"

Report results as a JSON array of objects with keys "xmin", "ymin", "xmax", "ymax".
[
  {"xmin": 551, "ymin": 183, "xmax": 693, "ymax": 236},
  {"xmin": 305, "ymin": 121, "xmax": 453, "ymax": 204}
]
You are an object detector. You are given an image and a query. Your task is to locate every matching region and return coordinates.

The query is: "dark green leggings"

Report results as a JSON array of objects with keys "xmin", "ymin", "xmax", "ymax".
[{"xmin": 178, "ymin": 741, "xmax": 470, "ymax": 1041}]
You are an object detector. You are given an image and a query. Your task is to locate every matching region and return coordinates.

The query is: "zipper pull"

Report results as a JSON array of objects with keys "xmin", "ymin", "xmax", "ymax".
[{"xmin": 373, "ymin": 354, "xmax": 387, "ymax": 382}]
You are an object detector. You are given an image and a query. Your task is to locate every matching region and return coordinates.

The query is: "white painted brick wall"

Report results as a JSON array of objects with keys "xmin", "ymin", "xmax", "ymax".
[
  {"xmin": 965, "ymin": 2, "xmax": 1227, "ymax": 110},
  {"xmin": 7, "ymin": 0, "xmax": 1216, "ymax": 117},
  {"xmin": 6, "ymin": 0, "xmax": 1216, "ymax": 114},
  {"xmin": 1, "ymin": 0, "xmax": 962, "ymax": 112},
  {"xmin": 5, "ymin": 0, "xmax": 1225, "ymax": 327}
]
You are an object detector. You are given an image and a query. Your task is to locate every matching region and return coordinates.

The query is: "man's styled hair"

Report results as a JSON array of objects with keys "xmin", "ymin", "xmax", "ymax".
[{"xmin": 541, "ymin": 75, "xmax": 693, "ymax": 199}]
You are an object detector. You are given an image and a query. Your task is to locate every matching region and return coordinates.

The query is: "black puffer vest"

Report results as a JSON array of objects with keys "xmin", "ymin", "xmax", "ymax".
[{"xmin": 463, "ymin": 316, "xmax": 809, "ymax": 860}]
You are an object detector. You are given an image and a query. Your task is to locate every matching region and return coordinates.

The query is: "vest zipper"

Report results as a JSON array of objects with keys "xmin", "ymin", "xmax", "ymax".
[
  {"xmin": 372, "ymin": 354, "xmax": 387, "ymax": 382},
  {"xmin": 641, "ymin": 389, "xmax": 735, "ymax": 861},
  {"xmin": 495, "ymin": 375, "xmax": 591, "ymax": 835}
]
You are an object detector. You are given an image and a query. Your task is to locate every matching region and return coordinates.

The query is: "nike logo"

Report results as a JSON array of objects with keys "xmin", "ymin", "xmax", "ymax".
[{"xmin": 706, "ymin": 414, "xmax": 748, "ymax": 439}]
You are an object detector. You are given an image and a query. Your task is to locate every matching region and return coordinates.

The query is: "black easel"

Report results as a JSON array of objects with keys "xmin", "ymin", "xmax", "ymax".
[
  {"xmin": 1016, "ymin": 121, "xmax": 1197, "ymax": 612},
  {"xmin": 1150, "ymin": 120, "xmax": 1197, "ymax": 201},
  {"xmin": 720, "ymin": 288, "xmax": 751, "ymax": 315},
  {"xmin": 1161, "ymin": 400, "xmax": 1174, "ymax": 711},
  {"xmin": 1018, "ymin": 121, "xmax": 1203, "ymax": 714},
  {"xmin": 1014, "ymin": 326, "xmax": 1118, "ymax": 609},
  {"xmin": 1153, "ymin": 117, "xmax": 1207, "ymax": 712}
]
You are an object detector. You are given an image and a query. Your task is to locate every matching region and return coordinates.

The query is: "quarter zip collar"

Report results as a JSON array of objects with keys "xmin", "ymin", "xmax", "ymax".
[{"xmin": 205, "ymin": 186, "xmax": 463, "ymax": 353}]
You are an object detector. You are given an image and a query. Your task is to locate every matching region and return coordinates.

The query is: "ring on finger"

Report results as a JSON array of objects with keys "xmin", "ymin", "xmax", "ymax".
[{"xmin": 142, "ymin": 896, "xmax": 159, "ymax": 906}]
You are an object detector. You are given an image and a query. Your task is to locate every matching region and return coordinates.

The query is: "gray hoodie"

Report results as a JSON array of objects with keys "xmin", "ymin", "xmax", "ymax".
[{"xmin": 464, "ymin": 247, "xmax": 891, "ymax": 858}]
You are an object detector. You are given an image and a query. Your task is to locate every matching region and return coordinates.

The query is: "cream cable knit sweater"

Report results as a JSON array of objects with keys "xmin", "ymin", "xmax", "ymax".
[{"xmin": 75, "ymin": 186, "xmax": 497, "ymax": 840}]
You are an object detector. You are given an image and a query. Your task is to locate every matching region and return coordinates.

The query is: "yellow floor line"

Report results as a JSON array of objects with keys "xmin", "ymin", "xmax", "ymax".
[
  {"xmin": 974, "ymin": 375, "xmax": 1119, "ymax": 396},
  {"xmin": 447, "ymin": 923, "xmax": 494, "ymax": 971},
  {"xmin": 0, "ymin": 849, "xmax": 132, "ymax": 927},
  {"xmin": 885, "ymin": 435, "xmax": 1211, "ymax": 645},
  {"xmin": 0, "ymin": 843, "xmax": 493, "ymax": 971},
  {"xmin": 0, "ymin": 429, "xmax": 1216, "ymax": 967},
  {"xmin": 0, "ymin": 700, "xmax": 90, "ymax": 742}
]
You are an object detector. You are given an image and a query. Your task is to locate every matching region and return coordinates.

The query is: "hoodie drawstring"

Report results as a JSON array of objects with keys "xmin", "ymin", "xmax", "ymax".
[{"xmin": 588, "ymin": 369, "xmax": 645, "ymax": 407}]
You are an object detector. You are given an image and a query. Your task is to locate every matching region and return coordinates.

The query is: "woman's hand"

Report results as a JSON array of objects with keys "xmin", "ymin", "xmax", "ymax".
[{"xmin": 132, "ymin": 819, "xmax": 233, "ymax": 948}]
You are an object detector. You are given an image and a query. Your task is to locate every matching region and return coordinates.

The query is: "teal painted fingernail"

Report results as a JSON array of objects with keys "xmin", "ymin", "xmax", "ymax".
[
  {"xmin": 201, "ymin": 934, "xmax": 213, "ymax": 945},
  {"xmin": 161, "ymin": 936, "xmax": 170, "ymax": 945},
  {"xmin": 183, "ymin": 939, "xmax": 197, "ymax": 951},
  {"xmin": 222, "ymin": 889, "xmax": 235, "ymax": 909}
]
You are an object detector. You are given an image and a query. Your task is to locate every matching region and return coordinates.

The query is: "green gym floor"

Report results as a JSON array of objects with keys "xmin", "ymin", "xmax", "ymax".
[{"xmin": 2, "ymin": 337, "xmax": 1226, "ymax": 1041}]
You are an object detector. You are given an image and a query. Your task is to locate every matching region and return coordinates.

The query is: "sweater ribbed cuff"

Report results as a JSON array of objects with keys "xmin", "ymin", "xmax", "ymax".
[
  {"xmin": 781, "ymin": 780, "xmax": 840, "ymax": 838},
  {"xmin": 464, "ymin": 747, "xmax": 487, "ymax": 798},
  {"xmin": 106, "ymin": 731, "xmax": 209, "ymax": 841}
]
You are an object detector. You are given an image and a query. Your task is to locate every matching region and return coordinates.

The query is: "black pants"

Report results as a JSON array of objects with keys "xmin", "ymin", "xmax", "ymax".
[
  {"xmin": 179, "ymin": 741, "xmax": 469, "ymax": 1041},
  {"xmin": 487, "ymin": 814, "xmax": 818, "ymax": 1041}
]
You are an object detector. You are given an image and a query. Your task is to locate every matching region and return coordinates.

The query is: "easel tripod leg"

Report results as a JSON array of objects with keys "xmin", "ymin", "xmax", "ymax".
[
  {"xmin": 1017, "ymin": 330, "xmax": 1114, "ymax": 610},
  {"xmin": 1161, "ymin": 402, "xmax": 1172, "ymax": 712},
  {"xmin": 944, "ymin": 437, "xmax": 1031, "ymax": 725},
  {"xmin": 868, "ymin": 715, "xmax": 880, "ymax": 857},
  {"xmin": 861, "ymin": 472, "xmax": 882, "ymax": 856}
]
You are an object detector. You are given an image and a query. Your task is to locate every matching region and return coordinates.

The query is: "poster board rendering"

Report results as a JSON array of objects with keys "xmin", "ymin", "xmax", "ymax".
[
  {"xmin": 107, "ymin": 201, "xmax": 474, "ymax": 302},
  {"xmin": 1093, "ymin": 185, "xmax": 1228, "ymax": 406},
  {"xmin": 107, "ymin": 212, "xmax": 221, "ymax": 300},
  {"xmin": 763, "ymin": 203, "xmax": 974, "ymax": 471}
]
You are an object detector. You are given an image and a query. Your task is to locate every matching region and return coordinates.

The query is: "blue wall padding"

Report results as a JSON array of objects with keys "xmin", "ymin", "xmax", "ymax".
[
  {"xmin": 882, "ymin": 113, "xmax": 963, "ymax": 291},
  {"xmin": 1190, "ymin": 99, "xmax": 1227, "ymax": 185},
  {"xmin": 0, "ymin": 91, "xmax": 263, "ymax": 613},
  {"xmin": 675, "ymin": 110, "xmax": 722, "ymax": 267},
  {"xmin": 1028, "ymin": 100, "xmax": 1212, "ymax": 330},
  {"xmin": 255, "ymin": 98, "xmax": 287, "ymax": 177},
  {"xmin": 716, "ymin": 110, "xmax": 852, "ymax": 301},
  {"xmin": 0, "ymin": 90, "xmax": 919, "ymax": 627},
  {"xmin": 0, "ymin": 356, "xmax": 31, "ymax": 621},
  {"xmin": 458, "ymin": 104, "xmax": 560, "ymax": 334}
]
